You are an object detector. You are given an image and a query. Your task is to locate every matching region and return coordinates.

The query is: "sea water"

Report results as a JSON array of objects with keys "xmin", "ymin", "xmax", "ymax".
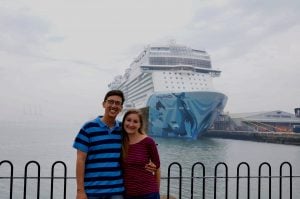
[{"xmin": 0, "ymin": 124, "xmax": 300, "ymax": 198}]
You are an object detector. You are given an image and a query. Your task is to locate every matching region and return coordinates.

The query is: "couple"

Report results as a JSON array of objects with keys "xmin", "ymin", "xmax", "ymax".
[{"xmin": 73, "ymin": 90, "xmax": 161, "ymax": 199}]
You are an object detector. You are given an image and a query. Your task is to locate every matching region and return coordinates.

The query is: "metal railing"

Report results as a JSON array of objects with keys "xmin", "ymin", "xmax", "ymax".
[{"xmin": 1, "ymin": 160, "xmax": 299, "ymax": 199}]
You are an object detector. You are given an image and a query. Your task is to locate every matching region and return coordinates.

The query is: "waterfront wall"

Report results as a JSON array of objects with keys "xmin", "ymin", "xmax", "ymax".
[{"xmin": 204, "ymin": 130, "xmax": 300, "ymax": 146}]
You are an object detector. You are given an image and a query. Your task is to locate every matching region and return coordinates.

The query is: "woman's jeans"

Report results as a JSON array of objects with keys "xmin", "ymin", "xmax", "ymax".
[{"xmin": 125, "ymin": 192, "xmax": 160, "ymax": 199}]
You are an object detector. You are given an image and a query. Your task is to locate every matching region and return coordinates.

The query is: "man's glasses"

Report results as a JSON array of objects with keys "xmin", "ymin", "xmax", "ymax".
[{"xmin": 105, "ymin": 99, "xmax": 122, "ymax": 106}]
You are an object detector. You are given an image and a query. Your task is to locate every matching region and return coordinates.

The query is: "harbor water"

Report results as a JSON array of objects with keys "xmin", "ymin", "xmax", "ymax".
[{"xmin": 0, "ymin": 124, "xmax": 300, "ymax": 198}]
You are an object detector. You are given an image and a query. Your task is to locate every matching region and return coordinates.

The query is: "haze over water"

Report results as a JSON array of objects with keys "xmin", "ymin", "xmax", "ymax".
[{"xmin": 0, "ymin": 124, "xmax": 299, "ymax": 198}]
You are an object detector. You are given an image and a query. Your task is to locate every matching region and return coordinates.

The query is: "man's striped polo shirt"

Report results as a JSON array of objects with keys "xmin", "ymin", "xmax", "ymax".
[{"xmin": 73, "ymin": 116, "xmax": 124, "ymax": 197}]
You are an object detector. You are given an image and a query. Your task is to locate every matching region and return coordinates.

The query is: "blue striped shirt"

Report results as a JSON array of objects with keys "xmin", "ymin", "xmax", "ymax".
[{"xmin": 73, "ymin": 116, "xmax": 124, "ymax": 197}]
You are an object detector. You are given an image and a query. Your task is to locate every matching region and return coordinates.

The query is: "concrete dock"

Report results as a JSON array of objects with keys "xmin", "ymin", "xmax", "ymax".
[{"xmin": 203, "ymin": 130, "xmax": 300, "ymax": 146}]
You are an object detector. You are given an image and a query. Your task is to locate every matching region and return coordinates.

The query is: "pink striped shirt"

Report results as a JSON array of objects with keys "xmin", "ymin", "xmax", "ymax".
[{"xmin": 122, "ymin": 137, "xmax": 160, "ymax": 197}]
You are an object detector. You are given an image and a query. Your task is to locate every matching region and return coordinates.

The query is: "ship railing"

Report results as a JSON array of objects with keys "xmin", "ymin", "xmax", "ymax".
[{"xmin": 1, "ymin": 160, "xmax": 299, "ymax": 199}]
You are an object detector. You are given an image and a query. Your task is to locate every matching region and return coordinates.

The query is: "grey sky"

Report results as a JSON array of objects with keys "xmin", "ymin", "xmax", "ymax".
[{"xmin": 0, "ymin": 0, "xmax": 299, "ymax": 124}]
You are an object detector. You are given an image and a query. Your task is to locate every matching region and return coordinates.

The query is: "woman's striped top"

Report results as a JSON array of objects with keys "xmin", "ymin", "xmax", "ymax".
[{"xmin": 122, "ymin": 136, "xmax": 160, "ymax": 197}]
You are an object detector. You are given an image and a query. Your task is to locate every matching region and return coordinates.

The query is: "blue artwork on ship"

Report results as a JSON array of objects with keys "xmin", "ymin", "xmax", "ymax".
[{"xmin": 147, "ymin": 91, "xmax": 227, "ymax": 139}]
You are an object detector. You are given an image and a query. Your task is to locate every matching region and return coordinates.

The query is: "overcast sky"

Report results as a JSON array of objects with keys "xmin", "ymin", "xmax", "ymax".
[{"xmin": 1, "ymin": 0, "xmax": 299, "ymax": 124}]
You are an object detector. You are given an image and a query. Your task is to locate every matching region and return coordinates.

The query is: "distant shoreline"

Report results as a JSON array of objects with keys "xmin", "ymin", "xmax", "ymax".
[{"xmin": 203, "ymin": 130, "xmax": 300, "ymax": 146}]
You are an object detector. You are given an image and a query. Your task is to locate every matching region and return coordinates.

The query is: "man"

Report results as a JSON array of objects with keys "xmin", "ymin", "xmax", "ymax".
[{"xmin": 73, "ymin": 90, "xmax": 155, "ymax": 199}]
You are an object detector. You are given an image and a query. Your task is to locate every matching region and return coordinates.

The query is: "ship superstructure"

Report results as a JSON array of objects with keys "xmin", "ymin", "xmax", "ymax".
[{"xmin": 109, "ymin": 42, "xmax": 227, "ymax": 138}]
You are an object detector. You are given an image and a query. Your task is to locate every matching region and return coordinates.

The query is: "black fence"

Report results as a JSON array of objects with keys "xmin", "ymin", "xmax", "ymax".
[{"xmin": 0, "ymin": 160, "xmax": 299, "ymax": 199}]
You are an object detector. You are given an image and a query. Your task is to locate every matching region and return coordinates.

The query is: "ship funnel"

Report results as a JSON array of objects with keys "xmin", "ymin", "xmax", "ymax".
[{"xmin": 295, "ymin": 108, "xmax": 300, "ymax": 117}]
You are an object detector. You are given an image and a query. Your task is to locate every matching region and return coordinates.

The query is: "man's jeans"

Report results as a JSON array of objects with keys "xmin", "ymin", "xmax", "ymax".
[{"xmin": 89, "ymin": 195, "xmax": 124, "ymax": 199}]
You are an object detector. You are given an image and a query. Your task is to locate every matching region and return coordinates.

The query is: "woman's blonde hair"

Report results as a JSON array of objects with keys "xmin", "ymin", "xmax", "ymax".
[{"xmin": 121, "ymin": 109, "xmax": 145, "ymax": 159}]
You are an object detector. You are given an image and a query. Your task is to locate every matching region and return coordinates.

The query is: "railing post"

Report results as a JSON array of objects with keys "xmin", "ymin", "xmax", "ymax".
[
  {"xmin": 50, "ymin": 161, "xmax": 67, "ymax": 199},
  {"xmin": 167, "ymin": 162, "xmax": 182, "ymax": 199},
  {"xmin": 191, "ymin": 162, "xmax": 205, "ymax": 199},
  {"xmin": 258, "ymin": 162, "xmax": 271, "ymax": 199},
  {"xmin": 23, "ymin": 160, "xmax": 40, "ymax": 199},
  {"xmin": 236, "ymin": 162, "xmax": 250, "ymax": 199},
  {"xmin": 0, "ymin": 160, "xmax": 14, "ymax": 199},
  {"xmin": 214, "ymin": 162, "xmax": 228, "ymax": 199},
  {"xmin": 279, "ymin": 161, "xmax": 292, "ymax": 199}
]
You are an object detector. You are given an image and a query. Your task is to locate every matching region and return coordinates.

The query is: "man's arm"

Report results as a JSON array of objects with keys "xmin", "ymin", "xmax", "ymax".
[
  {"xmin": 76, "ymin": 150, "xmax": 88, "ymax": 199},
  {"xmin": 145, "ymin": 160, "xmax": 157, "ymax": 173}
]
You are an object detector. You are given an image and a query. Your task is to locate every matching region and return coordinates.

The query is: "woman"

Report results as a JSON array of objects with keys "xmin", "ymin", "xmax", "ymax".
[{"xmin": 121, "ymin": 109, "xmax": 161, "ymax": 199}]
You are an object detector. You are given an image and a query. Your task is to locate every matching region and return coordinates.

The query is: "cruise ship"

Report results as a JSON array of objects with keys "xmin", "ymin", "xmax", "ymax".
[{"xmin": 108, "ymin": 42, "xmax": 227, "ymax": 139}]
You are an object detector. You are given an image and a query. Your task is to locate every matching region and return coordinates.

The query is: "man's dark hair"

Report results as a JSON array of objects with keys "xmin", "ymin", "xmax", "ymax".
[{"xmin": 104, "ymin": 90, "xmax": 125, "ymax": 105}]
